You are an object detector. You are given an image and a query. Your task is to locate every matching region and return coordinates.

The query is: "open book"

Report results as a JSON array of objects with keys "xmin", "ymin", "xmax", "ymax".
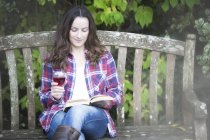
[{"xmin": 63, "ymin": 95, "xmax": 114, "ymax": 112}]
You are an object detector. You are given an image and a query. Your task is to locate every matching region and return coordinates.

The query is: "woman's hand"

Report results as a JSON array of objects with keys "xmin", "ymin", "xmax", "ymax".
[{"xmin": 51, "ymin": 82, "xmax": 65, "ymax": 100}]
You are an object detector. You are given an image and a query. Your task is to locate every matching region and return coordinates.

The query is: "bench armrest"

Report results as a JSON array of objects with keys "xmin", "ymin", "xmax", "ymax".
[{"xmin": 183, "ymin": 88, "xmax": 207, "ymax": 140}]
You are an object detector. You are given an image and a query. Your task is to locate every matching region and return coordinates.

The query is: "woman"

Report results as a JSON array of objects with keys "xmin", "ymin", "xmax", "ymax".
[{"xmin": 39, "ymin": 5, "xmax": 123, "ymax": 140}]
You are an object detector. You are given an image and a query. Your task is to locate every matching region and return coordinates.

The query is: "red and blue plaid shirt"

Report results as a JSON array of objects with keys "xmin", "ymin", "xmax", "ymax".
[{"xmin": 38, "ymin": 51, "xmax": 123, "ymax": 137}]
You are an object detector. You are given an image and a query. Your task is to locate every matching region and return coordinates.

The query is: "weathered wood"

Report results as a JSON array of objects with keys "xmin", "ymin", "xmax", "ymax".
[
  {"xmin": 133, "ymin": 49, "xmax": 144, "ymax": 125},
  {"xmin": 0, "ymin": 125, "xmax": 193, "ymax": 140},
  {"xmin": 0, "ymin": 31, "xmax": 55, "ymax": 51},
  {"xmin": 182, "ymin": 34, "xmax": 196, "ymax": 128},
  {"xmin": 39, "ymin": 46, "xmax": 48, "ymax": 61},
  {"xmin": 0, "ymin": 129, "xmax": 47, "ymax": 140},
  {"xmin": 0, "ymin": 31, "xmax": 207, "ymax": 140},
  {"xmin": 165, "ymin": 54, "xmax": 176, "ymax": 124},
  {"xmin": 98, "ymin": 31, "xmax": 185, "ymax": 56},
  {"xmin": 149, "ymin": 51, "xmax": 160, "ymax": 125},
  {"xmin": 22, "ymin": 48, "xmax": 35, "ymax": 129},
  {"xmin": 194, "ymin": 119, "xmax": 207, "ymax": 140},
  {"xmin": 183, "ymin": 89, "xmax": 207, "ymax": 140},
  {"xmin": 5, "ymin": 50, "xmax": 19, "ymax": 130},
  {"xmin": 0, "ymin": 31, "xmax": 185, "ymax": 56},
  {"xmin": 0, "ymin": 68, "xmax": 2, "ymax": 130},
  {"xmin": 183, "ymin": 34, "xmax": 195, "ymax": 91},
  {"xmin": 105, "ymin": 46, "xmax": 111, "ymax": 51},
  {"xmin": 116, "ymin": 47, "xmax": 127, "ymax": 126},
  {"xmin": 181, "ymin": 35, "xmax": 207, "ymax": 140}
]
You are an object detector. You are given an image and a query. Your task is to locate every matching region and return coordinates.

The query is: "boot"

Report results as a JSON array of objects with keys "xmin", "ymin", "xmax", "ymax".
[
  {"xmin": 68, "ymin": 127, "xmax": 80, "ymax": 140},
  {"xmin": 51, "ymin": 125, "xmax": 80, "ymax": 140},
  {"xmin": 51, "ymin": 125, "xmax": 70, "ymax": 140}
]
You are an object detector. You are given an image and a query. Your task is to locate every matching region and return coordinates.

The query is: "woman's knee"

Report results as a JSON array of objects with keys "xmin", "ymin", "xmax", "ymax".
[
  {"xmin": 53, "ymin": 111, "xmax": 66, "ymax": 124},
  {"xmin": 66, "ymin": 105, "xmax": 91, "ymax": 117}
]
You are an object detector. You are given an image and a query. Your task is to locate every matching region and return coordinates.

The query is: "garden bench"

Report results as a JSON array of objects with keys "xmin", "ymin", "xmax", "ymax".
[{"xmin": 0, "ymin": 30, "xmax": 208, "ymax": 140}]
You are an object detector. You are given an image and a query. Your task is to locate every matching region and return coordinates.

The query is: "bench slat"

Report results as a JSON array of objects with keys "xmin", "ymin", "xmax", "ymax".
[
  {"xmin": 149, "ymin": 51, "xmax": 160, "ymax": 125},
  {"xmin": 133, "ymin": 49, "xmax": 144, "ymax": 125},
  {"xmin": 165, "ymin": 54, "xmax": 176, "ymax": 124},
  {"xmin": 116, "ymin": 47, "xmax": 127, "ymax": 126},
  {"xmin": 105, "ymin": 46, "xmax": 111, "ymax": 51},
  {"xmin": 38, "ymin": 46, "xmax": 48, "ymax": 61},
  {"xmin": 5, "ymin": 50, "xmax": 19, "ymax": 130},
  {"xmin": 0, "ymin": 69, "xmax": 2, "ymax": 130},
  {"xmin": 22, "ymin": 48, "xmax": 36, "ymax": 129}
]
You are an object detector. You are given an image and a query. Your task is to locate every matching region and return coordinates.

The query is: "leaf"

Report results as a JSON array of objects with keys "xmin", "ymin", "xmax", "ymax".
[
  {"xmin": 157, "ymin": 84, "xmax": 163, "ymax": 96},
  {"xmin": 38, "ymin": 0, "xmax": 46, "ymax": 6},
  {"xmin": 94, "ymin": 0, "xmax": 107, "ymax": 9},
  {"xmin": 119, "ymin": 0, "xmax": 127, "ymax": 12},
  {"xmin": 124, "ymin": 79, "xmax": 133, "ymax": 91},
  {"xmin": 143, "ymin": 6, "xmax": 153, "ymax": 26},
  {"xmin": 125, "ymin": 93, "xmax": 133, "ymax": 101},
  {"xmin": 141, "ymin": 86, "xmax": 149, "ymax": 107},
  {"xmin": 124, "ymin": 102, "xmax": 129, "ymax": 112},
  {"xmin": 52, "ymin": 0, "xmax": 56, "ymax": 4},
  {"xmin": 135, "ymin": 6, "xmax": 153, "ymax": 28},
  {"xmin": 184, "ymin": 0, "xmax": 199, "ymax": 9},
  {"xmin": 161, "ymin": 0, "xmax": 169, "ymax": 12},
  {"xmin": 19, "ymin": 95, "xmax": 27, "ymax": 109},
  {"xmin": 128, "ymin": 0, "xmax": 138, "ymax": 12},
  {"xmin": 112, "ymin": 0, "xmax": 127, "ymax": 12},
  {"xmin": 85, "ymin": 0, "xmax": 92, "ymax": 5},
  {"xmin": 113, "ymin": 11, "xmax": 124, "ymax": 25},
  {"xmin": 143, "ymin": 52, "xmax": 151, "ymax": 69},
  {"xmin": 169, "ymin": 0, "xmax": 178, "ymax": 8},
  {"xmin": 95, "ymin": 12, "xmax": 103, "ymax": 25}
]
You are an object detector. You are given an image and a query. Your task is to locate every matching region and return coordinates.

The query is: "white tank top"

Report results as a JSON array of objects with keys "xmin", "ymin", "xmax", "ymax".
[{"xmin": 71, "ymin": 65, "xmax": 89, "ymax": 100}]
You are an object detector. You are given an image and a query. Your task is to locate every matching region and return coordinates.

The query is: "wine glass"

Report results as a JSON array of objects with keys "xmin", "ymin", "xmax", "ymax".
[{"xmin": 52, "ymin": 70, "xmax": 66, "ymax": 86}]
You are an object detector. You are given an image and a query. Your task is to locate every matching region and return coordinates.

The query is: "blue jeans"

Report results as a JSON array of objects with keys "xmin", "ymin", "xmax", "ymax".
[{"xmin": 47, "ymin": 105, "xmax": 108, "ymax": 140}]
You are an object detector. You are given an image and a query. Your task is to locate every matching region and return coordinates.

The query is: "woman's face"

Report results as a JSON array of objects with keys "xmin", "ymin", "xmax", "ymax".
[{"xmin": 69, "ymin": 17, "xmax": 89, "ymax": 50}]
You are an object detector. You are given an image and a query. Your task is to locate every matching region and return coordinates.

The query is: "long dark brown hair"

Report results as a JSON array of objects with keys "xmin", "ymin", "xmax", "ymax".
[{"xmin": 47, "ymin": 5, "xmax": 105, "ymax": 70}]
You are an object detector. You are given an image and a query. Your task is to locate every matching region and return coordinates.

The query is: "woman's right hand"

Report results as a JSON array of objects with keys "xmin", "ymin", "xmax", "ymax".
[{"xmin": 51, "ymin": 82, "xmax": 65, "ymax": 100}]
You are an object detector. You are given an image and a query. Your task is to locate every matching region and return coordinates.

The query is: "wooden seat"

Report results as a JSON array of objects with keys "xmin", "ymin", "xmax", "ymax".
[{"xmin": 0, "ymin": 31, "xmax": 207, "ymax": 140}]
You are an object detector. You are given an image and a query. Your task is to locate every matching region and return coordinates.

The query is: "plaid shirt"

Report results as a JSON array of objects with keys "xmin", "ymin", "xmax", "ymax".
[{"xmin": 38, "ymin": 51, "xmax": 123, "ymax": 137}]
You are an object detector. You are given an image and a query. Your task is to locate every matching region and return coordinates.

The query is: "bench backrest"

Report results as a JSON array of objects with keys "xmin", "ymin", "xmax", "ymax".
[{"xmin": 0, "ymin": 31, "xmax": 195, "ymax": 130}]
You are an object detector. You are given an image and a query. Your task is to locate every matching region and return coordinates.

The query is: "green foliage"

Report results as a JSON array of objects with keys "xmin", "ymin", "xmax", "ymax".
[
  {"xmin": 0, "ymin": 0, "xmax": 201, "ymax": 36},
  {"xmin": 123, "ymin": 52, "xmax": 166, "ymax": 123},
  {"xmin": 38, "ymin": 0, "xmax": 56, "ymax": 6},
  {"xmin": 4, "ymin": 49, "xmax": 43, "ymax": 112},
  {"xmin": 135, "ymin": 5, "xmax": 153, "ymax": 28},
  {"xmin": 195, "ymin": 9, "xmax": 210, "ymax": 77},
  {"xmin": 124, "ymin": 71, "xmax": 134, "ymax": 118},
  {"xmin": 182, "ymin": 0, "xmax": 200, "ymax": 9},
  {"xmin": 89, "ymin": 0, "xmax": 127, "ymax": 26},
  {"xmin": 161, "ymin": 0, "xmax": 199, "ymax": 12}
]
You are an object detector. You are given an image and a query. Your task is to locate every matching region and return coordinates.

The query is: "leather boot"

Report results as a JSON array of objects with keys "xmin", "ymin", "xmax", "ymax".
[
  {"xmin": 68, "ymin": 127, "xmax": 80, "ymax": 140},
  {"xmin": 51, "ymin": 125, "xmax": 80, "ymax": 140}
]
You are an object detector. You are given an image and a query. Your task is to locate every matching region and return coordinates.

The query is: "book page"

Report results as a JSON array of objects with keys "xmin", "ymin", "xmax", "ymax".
[
  {"xmin": 63, "ymin": 99, "xmax": 90, "ymax": 111},
  {"xmin": 90, "ymin": 95, "xmax": 114, "ymax": 103}
]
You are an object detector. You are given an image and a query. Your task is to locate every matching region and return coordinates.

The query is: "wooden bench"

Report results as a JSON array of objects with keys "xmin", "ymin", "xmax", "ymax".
[{"xmin": 0, "ymin": 31, "xmax": 208, "ymax": 140}]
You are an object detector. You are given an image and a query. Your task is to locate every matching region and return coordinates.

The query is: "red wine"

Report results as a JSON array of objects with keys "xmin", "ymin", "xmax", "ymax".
[{"xmin": 53, "ymin": 77, "xmax": 65, "ymax": 86}]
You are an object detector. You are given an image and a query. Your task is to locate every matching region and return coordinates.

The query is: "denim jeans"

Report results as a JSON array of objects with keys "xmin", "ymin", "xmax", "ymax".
[{"xmin": 47, "ymin": 105, "xmax": 108, "ymax": 140}]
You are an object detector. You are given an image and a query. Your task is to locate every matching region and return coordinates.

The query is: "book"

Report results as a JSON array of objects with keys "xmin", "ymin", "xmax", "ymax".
[{"xmin": 63, "ymin": 95, "xmax": 114, "ymax": 112}]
